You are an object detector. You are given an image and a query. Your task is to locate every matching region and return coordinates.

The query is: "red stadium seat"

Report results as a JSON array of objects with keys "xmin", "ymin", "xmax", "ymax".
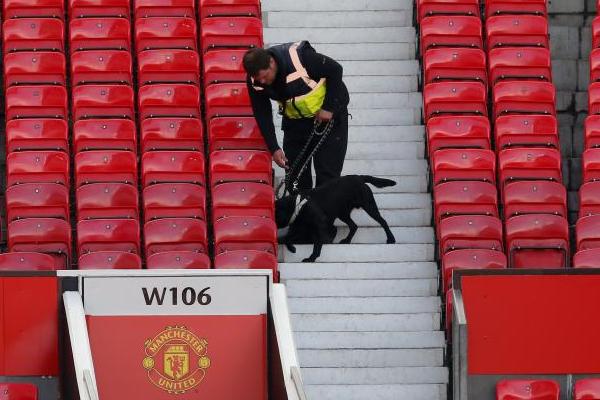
[
  {"xmin": 438, "ymin": 215, "xmax": 504, "ymax": 254},
  {"xmin": 200, "ymin": 16, "xmax": 263, "ymax": 53},
  {"xmin": 71, "ymin": 50, "xmax": 132, "ymax": 85},
  {"xmin": 0, "ymin": 252, "xmax": 57, "ymax": 271},
  {"xmin": 69, "ymin": 0, "xmax": 130, "ymax": 18},
  {"xmin": 69, "ymin": 17, "xmax": 131, "ymax": 51},
  {"xmin": 6, "ymin": 119, "xmax": 69, "ymax": 152},
  {"xmin": 441, "ymin": 249, "xmax": 507, "ymax": 294},
  {"xmin": 492, "ymin": 81, "xmax": 555, "ymax": 120},
  {"xmin": 76, "ymin": 182, "xmax": 139, "ymax": 220},
  {"xmin": 6, "ymin": 151, "xmax": 69, "ymax": 187},
  {"xmin": 494, "ymin": 115, "xmax": 559, "ymax": 150},
  {"xmin": 573, "ymin": 249, "xmax": 600, "ymax": 269},
  {"xmin": 505, "ymin": 214, "xmax": 569, "ymax": 268},
  {"xmin": 4, "ymin": 0, "xmax": 64, "ymax": 19},
  {"xmin": 417, "ymin": 0, "xmax": 479, "ymax": 22},
  {"xmin": 214, "ymin": 250, "xmax": 278, "ymax": 281},
  {"xmin": 423, "ymin": 82, "xmax": 487, "ymax": 121},
  {"xmin": 208, "ymin": 117, "xmax": 267, "ymax": 151},
  {"xmin": 419, "ymin": 16, "xmax": 483, "ymax": 55},
  {"xmin": 6, "ymin": 183, "xmax": 69, "ymax": 222},
  {"xmin": 5, "ymin": 85, "xmax": 68, "ymax": 120},
  {"xmin": 141, "ymin": 118, "xmax": 203, "ymax": 152},
  {"xmin": 488, "ymin": 47, "xmax": 552, "ymax": 85},
  {"xmin": 585, "ymin": 115, "xmax": 600, "ymax": 149},
  {"xmin": 141, "ymin": 151, "xmax": 205, "ymax": 186},
  {"xmin": 146, "ymin": 251, "xmax": 211, "ymax": 269},
  {"xmin": 209, "ymin": 150, "xmax": 272, "ymax": 186},
  {"xmin": 593, "ymin": 17, "xmax": 600, "ymax": 50},
  {"xmin": 423, "ymin": 48, "xmax": 487, "ymax": 86},
  {"xmin": 485, "ymin": 0, "xmax": 547, "ymax": 18},
  {"xmin": 75, "ymin": 150, "xmax": 137, "ymax": 187},
  {"xmin": 8, "ymin": 218, "xmax": 71, "ymax": 268},
  {"xmin": 3, "ymin": 18, "xmax": 64, "ymax": 52},
  {"xmin": 574, "ymin": 378, "xmax": 600, "ymax": 400},
  {"xmin": 498, "ymin": 148, "xmax": 562, "ymax": 194},
  {"xmin": 496, "ymin": 380, "xmax": 559, "ymax": 400},
  {"xmin": 203, "ymin": 49, "xmax": 247, "ymax": 84},
  {"xmin": 588, "ymin": 82, "xmax": 600, "ymax": 116},
  {"xmin": 4, "ymin": 52, "xmax": 66, "ymax": 86},
  {"xmin": 426, "ymin": 116, "xmax": 491, "ymax": 155},
  {"xmin": 135, "ymin": 17, "xmax": 197, "ymax": 52},
  {"xmin": 579, "ymin": 182, "xmax": 600, "ymax": 218},
  {"xmin": 77, "ymin": 218, "xmax": 140, "ymax": 255},
  {"xmin": 576, "ymin": 215, "xmax": 600, "ymax": 251},
  {"xmin": 212, "ymin": 182, "xmax": 275, "ymax": 221},
  {"xmin": 582, "ymin": 148, "xmax": 600, "ymax": 183},
  {"xmin": 199, "ymin": 0, "xmax": 261, "ymax": 18},
  {"xmin": 0, "ymin": 383, "xmax": 38, "ymax": 399},
  {"xmin": 134, "ymin": 0, "xmax": 195, "ymax": 18},
  {"xmin": 590, "ymin": 49, "xmax": 600, "ymax": 83},
  {"xmin": 72, "ymin": 84, "xmax": 135, "ymax": 120},
  {"xmin": 205, "ymin": 82, "xmax": 252, "ymax": 119},
  {"xmin": 143, "ymin": 183, "xmax": 206, "ymax": 222},
  {"xmin": 433, "ymin": 181, "xmax": 498, "ymax": 225},
  {"xmin": 138, "ymin": 84, "xmax": 200, "ymax": 119},
  {"xmin": 430, "ymin": 149, "xmax": 496, "ymax": 185},
  {"xmin": 214, "ymin": 216, "xmax": 278, "ymax": 255},
  {"xmin": 138, "ymin": 49, "xmax": 200, "ymax": 85},
  {"xmin": 503, "ymin": 181, "xmax": 567, "ymax": 219},
  {"xmin": 144, "ymin": 218, "xmax": 208, "ymax": 258},
  {"xmin": 78, "ymin": 251, "xmax": 142, "ymax": 269},
  {"xmin": 486, "ymin": 15, "xmax": 549, "ymax": 49},
  {"xmin": 73, "ymin": 119, "xmax": 137, "ymax": 152}
]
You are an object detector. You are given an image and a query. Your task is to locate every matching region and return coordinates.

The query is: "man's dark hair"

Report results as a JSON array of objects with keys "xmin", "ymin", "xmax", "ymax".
[{"xmin": 243, "ymin": 48, "xmax": 272, "ymax": 76}]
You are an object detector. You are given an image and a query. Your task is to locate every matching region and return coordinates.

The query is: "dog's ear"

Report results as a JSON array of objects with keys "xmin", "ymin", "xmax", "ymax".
[{"xmin": 275, "ymin": 194, "xmax": 297, "ymax": 228}]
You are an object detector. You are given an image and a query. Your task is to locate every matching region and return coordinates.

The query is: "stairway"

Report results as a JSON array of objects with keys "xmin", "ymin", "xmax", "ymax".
[{"xmin": 262, "ymin": 0, "xmax": 449, "ymax": 399}]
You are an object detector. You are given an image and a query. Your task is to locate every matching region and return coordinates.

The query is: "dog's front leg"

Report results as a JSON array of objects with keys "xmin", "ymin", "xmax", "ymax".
[
  {"xmin": 302, "ymin": 214, "xmax": 329, "ymax": 263},
  {"xmin": 302, "ymin": 242, "xmax": 322, "ymax": 263}
]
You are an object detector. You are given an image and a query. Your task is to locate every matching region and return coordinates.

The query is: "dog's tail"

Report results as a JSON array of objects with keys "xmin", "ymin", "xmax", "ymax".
[{"xmin": 360, "ymin": 175, "xmax": 397, "ymax": 188}]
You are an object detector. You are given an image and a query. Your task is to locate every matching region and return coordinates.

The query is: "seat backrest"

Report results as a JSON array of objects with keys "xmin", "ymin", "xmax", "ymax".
[
  {"xmin": 142, "ymin": 183, "xmax": 206, "ymax": 222},
  {"xmin": 75, "ymin": 150, "xmax": 137, "ymax": 187},
  {"xmin": 141, "ymin": 117, "xmax": 203, "ymax": 152},
  {"xmin": 441, "ymin": 249, "xmax": 506, "ymax": 294},
  {"xmin": 419, "ymin": 16, "xmax": 483, "ymax": 55},
  {"xmin": 144, "ymin": 218, "xmax": 208, "ymax": 258},
  {"xmin": 71, "ymin": 84, "xmax": 135, "ymax": 120},
  {"xmin": 417, "ymin": 0, "xmax": 479, "ymax": 22},
  {"xmin": 573, "ymin": 248, "xmax": 600, "ymax": 269},
  {"xmin": 585, "ymin": 114, "xmax": 600, "ymax": 150},
  {"xmin": 69, "ymin": 0, "xmax": 131, "ymax": 18},
  {"xmin": 492, "ymin": 81, "xmax": 556, "ymax": 120},
  {"xmin": 4, "ymin": 51, "xmax": 66, "ymax": 86},
  {"xmin": 8, "ymin": 218, "xmax": 72, "ymax": 268},
  {"xmin": 423, "ymin": 82, "xmax": 487, "ymax": 121},
  {"xmin": 199, "ymin": 0, "xmax": 261, "ymax": 19},
  {"xmin": 78, "ymin": 251, "xmax": 142, "ymax": 269},
  {"xmin": 503, "ymin": 180, "xmax": 567, "ymax": 219},
  {"xmin": 488, "ymin": 47, "xmax": 552, "ymax": 84},
  {"xmin": 583, "ymin": 148, "xmax": 600, "ymax": 183},
  {"xmin": 138, "ymin": 84, "xmax": 200, "ymax": 119},
  {"xmin": 575, "ymin": 379, "xmax": 600, "ymax": 400},
  {"xmin": 141, "ymin": 150, "xmax": 205, "ymax": 186},
  {"xmin": 433, "ymin": 181, "xmax": 498, "ymax": 225},
  {"xmin": 77, "ymin": 218, "xmax": 141, "ymax": 255},
  {"xmin": 7, "ymin": 150, "xmax": 70, "ymax": 187},
  {"xmin": 6, "ymin": 182, "xmax": 70, "ymax": 221},
  {"xmin": 212, "ymin": 182, "xmax": 275, "ymax": 221},
  {"xmin": 426, "ymin": 115, "xmax": 491, "ymax": 155},
  {"xmin": 0, "ymin": 382, "xmax": 38, "ymax": 399},
  {"xmin": 3, "ymin": 18, "xmax": 64, "ymax": 52},
  {"xmin": 209, "ymin": 150, "xmax": 272, "ymax": 186},
  {"xmin": 73, "ymin": 118, "xmax": 137, "ymax": 152},
  {"xmin": 208, "ymin": 116, "xmax": 267, "ymax": 151},
  {"xmin": 146, "ymin": 251, "xmax": 211, "ymax": 269},
  {"xmin": 213, "ymin": 216, "xmax": 277, "ymax": 255},
  {"xmin": 423, "ymin": 48, "xmax": 487, "ymax": 86},
  {"xmin": 5, "ymin": 85, "xmax": 68, "ymax": 120},
  {"xmin": 204, "ymin": 82, "xmax": 252, "ymax": 119},
  {"xmin": 76, "ymin": 182, "xmax": 139, "ymax": 220},
  {"xmin": 135, "ymin": 17, "xmax": 197, "ymax": 52},
  {"xmin": 214, "ymin": 250, "xmax": 278, "ymax": 281},
  {"xmin": 498, "ymin": 148, "xmax": 562, "ymax": 193},
  {"xmin": 6, "ymin": 118, "xmax": 69, "ymax": 152},
  {"xmin": 576, "ymin": 215, "xmax": 600, "ymax": 251},
  {"xmin": 579, "ymin": 181, "xmax": 600, "ymax": 218},
  {"xmin": 438, "ymin": 215, "xmax": 504, "ymax": 254},
  {"xmin": 494, "ymin": 114, "xmax": 559, "ymax": 150},
  {"xmin": 200, "ymin": 16, "xmax": 263, "ymax": 53},
  {"xmin": 485, "ymin": 0, "xmax": 547, "ymax": 18},
  {"xmin": 71, "ymin": 50, "xmax": 132, "ymax": 85},
  {"xmin": 0, "ymin": 252, "xmax": 57, "ymax": 271},
  {"xmin": 486, "ymin": 15, "xmax": 549, "ymax": 49},
  {"xmin": 69, "ymin": 17, "xmax": 131, "ymax": 51},
  {"xmin": 431, "ymin": 148, "xmax": 496, "ymax": 186},
  {"xmin": 138, "ymin": 49, "xmax": 200, "ymax": 85},
  {"xmin": 4, "ymin": 0, "xmax": 65, "ymax": 19},
  {"xmin": 202, "ymin": 49, "xmax": 247, "ymax": 84},
  {"xmin": 496, "ymin": 379, "xmax": 559, "ymax": 400}
]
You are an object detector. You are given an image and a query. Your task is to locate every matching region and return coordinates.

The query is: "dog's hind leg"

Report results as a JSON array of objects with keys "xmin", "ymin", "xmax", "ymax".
[
  {"xmin": 339, "ymin": 213, "xmax": 358, "ymax": 244},
  {"xmin": 361, "ymin": 189, "xmax": 396, "ymax": 244}
]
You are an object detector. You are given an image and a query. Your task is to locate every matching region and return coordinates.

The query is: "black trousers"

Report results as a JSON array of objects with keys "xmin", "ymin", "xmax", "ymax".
[{"xmin": 282, "ymin": 110, "xmax": 349, "ymax": 192}]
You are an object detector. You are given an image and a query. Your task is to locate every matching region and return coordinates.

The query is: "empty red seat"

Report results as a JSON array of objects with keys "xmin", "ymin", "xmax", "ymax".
[
  {"xmin": 208, "ymin": 117, "xmax": 267, "ymax": 151},
  {"xmin": 492, "ymin": 81, "xmax": 555, "ymax": 120},
  {"xmin": 0, "ymin": 252, "xmax": 57, "ymax": 271},
  {"xmin": 0, "ymin": 383, "xmax": 38, "ymax": 399},
  {"xmin": 505, "ymin": 214, "xmax": 569, "ymax": 268},
  {"xmin": 78, "ymin": 251, "xmax": 142, "ymax": 269},
  {"xmin": 576, "ymin": 215, "xmax": 600, "ymax": 251},
  {"xmin": 5, "ymin": 85, "xmax": 68, "ymax": 120},
  {"xmin": 585, "ymin": 115, "xmax": 600, "ymax": 149},
  {"xmin": 574, "ymin": 378, "xmax": 600, "ymax": 400},
  {"xmin": 486, "ymin": 15, "xmax": 549, "ymax": 49},
  {"xmin": 143, "ymin": 183, "xmax": 206, "ymax": 222},
  {"xmin": 73, "ymin": 119, "xmax": 137, "ymax": 152},
  {"xmin": 588, "ymin": 82, "xmax": 600, "ymax": 116},
  {"xmin": 140, "ymin": 118, "xmax": 202, "ymax": 152},
  {"xmin": 200, "ymin": 16, "xmax": 263, "ymax": 53},
  {"xmin": 71, "ymin": 50, "xmax": 132, "ymax": 85},
  {"xmin": 212, "ymin": 182, "xmax": 275, "ymax": 221},
  {"xmin": 144, "ymin": 218, "xmax": 208, "ymax": 258},
  {"xmin": 214, "ymin": 250, "xmax": 278, "ymax": 281},
  {"xmin": 591, "ymin": 49, "xmax": 600, "ymax": 83},
  {"xmin": 69, "ymin": 0, "xmax": 130, "ymax": 18},
  {"xmin": 579, "ymin": 182, "xmax": 600, "ymax": 218},
  {"xmin": 494, "ymin": 115, "xmax": 559, "ymax": 150},
  {"xmin": 203, "ymin": 49, "xmax": 247, "ymax": 84},
  {"xmin": 141, "ymin": 151, "xmax": 205, "ymax": 186},
  {"xmin": 498, "ymin": 148, "xmax": 562, "ymax": 194},
  {"xmin": 76, "ymin": 182, "xmax": 139, "ymax": 220},
  {"xmin": 423, "ymin": 82, "xmax": 487, "ymax": 121},
  {"xmin": 8, "ymin": 218, "xmax": 71, "ymax": 268},
  {"xmin": 4, "ymin": 0, "xmax": 65, "ymax": 19},
  {"xmin": 582, "ymin": 148, "xmax": 600, "ymax": 183},
  {"xmin": 419, "ymin": 16, "xmax": 483, "ymax": 54},
  {"xmin": 72, "ymin": 84, "xmax": 135, "ymax": 120},
  {"xmin": 199, "ymin": 0, "xmax": 261, "ymax": 18},
  {"xmin": 77, "ymin": 218, "xmax": 140, "ymax": 255},
  {"xmin": 138, "ymin": 49, "xmax": 200, "ymax": 85},
  {"xmin": 138, "ymin": 84, "xmax": 200, "ymax": 119},
  {"xmin": 485, "ymin": 0, "xmax": 547, "ymax": 18},
  {"xmin": 6, "ymin": 183, "xmax": 69, "ymax": 221},
  {"xmin": 433, "ymin": 181, "xmax": 498, "ymax": 225},
  {"xmin": 441, "ymin": 249, "xmax": 506, "ymax": 294},
  {"xmin": 7, "ymin": 151, "xmax": 69, "ymax": 187},
  {"xmin": 593, "ymin": 17, "xmax": 600, "ymax": 50},
  {"xmin": 3, "ymin": 18, "xmax": 64, "ymax": 52},
  {"xmin": 205, "ymin": 82, "xmax": 252, "ymax": 119},
  {"xmin": 573, "ymin": 249, "xmax": 600, "ymax": 269},
  {"xmin": 488, "ymin": 47, "xmax": 552, "ymax": 85},
  {"xmin": 75, "ymin": 150, "xmax": 137, "ymax": 187},
  {"xmin": 423, "ymin": 48, "xmax": 486, "ymax": 85},
  {"xmin": 209, "ymin": 150, "xmax": 272, "ymax": 186},
  {"xmin": 146, "ymin": 251, "xmax": 211, "ymax": 269},
  {"xmin": 6, "ymin": 119, "xmax": 68, "ymax": 152},
  {"xmin": 496, "ymin": 380, "xmax": 559, "ymax": 400},
  {"xmin": 69, "ymin": 17, "xmax": 130, "ymax": 51},
  {"xmin": 426, "ymin": 116, "xmax": 490, "ymax": 155},
  {"xmin": 214, "ymin": 216, "xmax": 277, "ymax": 255},
  {"xmin": 417, "ymin": 0, "xmax": 479, "ymax": 22},
  {"xmin": 135, "ymin": 0, "xmax": 195, "ymax": 18},
  {"xmin": 135, "ymin": 17, "xmax": 197, "ymax": 52},
  {"xmin": 503, "ymin": 181, "xmax": 567, "ymax": 219},
  {"xmin": 430, "ymin": 149, "xmax": 496, "ymax": 185},
  {"xmin": 438, "ymin": 215, "xmax": 504, "ymax": 254},
  {"xmin": 4, "ymin": 52, "xmax": 66, "ymax": 86}
]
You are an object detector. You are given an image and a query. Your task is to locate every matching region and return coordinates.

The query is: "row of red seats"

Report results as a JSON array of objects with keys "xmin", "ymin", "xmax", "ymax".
[
  {"xmin": 417, "ymin": 0, "xmax": 547, "ymax": 22},
  {"xmin": 496, "ymin": 378, "xmax": 600, "ymax": 400}
]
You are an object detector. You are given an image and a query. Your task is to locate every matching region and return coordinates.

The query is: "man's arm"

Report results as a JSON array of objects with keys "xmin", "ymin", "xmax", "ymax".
[{"xmin": 246, "ymin": 77, "xmax": 279, "ymax": 153}]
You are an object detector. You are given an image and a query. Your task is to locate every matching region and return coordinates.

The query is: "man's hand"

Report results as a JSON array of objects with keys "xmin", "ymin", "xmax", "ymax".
[
  {"xmin": 315, "ymin": 109, "xmax": 333, "ymax": 123},
  {"xmin": 273, "ymin": 149, "xmax": 289, "ymax": 169}
]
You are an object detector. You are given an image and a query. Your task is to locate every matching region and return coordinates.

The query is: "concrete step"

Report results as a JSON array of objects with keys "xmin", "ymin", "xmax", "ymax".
[
  {"xmin": 349, "ymin": 92, "xmax": 422, "ymax": 109},
  {"xmin": 291, "ymin": 313, "xmax": 441, "ymax": 332},
  {"xmin": 345, "ymin": 141, "xmax": 425, "ymax": 159},
  {"xmin": 342, "ymin": 60, "xmax": 420, "ymax": 76},
  {"xmin": 262, "ymin": 0, "xmax": 413, "ymax": 12},
  {"xmin": 294, "ymin": 331, "xmax": 446, "ymax": 349},
  {"xmin": 303, "ymin": 367, "xmax": 449, "ymax": 385},
  {"xmin": 371, "ymin": 193, "xmax": 430, "ymax": 209},
  {"xmin": 265, "ymin": 42, "xmax": 416, "ymax": 61},
  {"xmin": 264, "ymin": 26, "xmax": 416, "ymax": 44},
  {"xmin": 330, "ymin": 226, "xmax": 434, "ymax": 244},
  {"xmin": 347, "ymin": 75, "xmax": 419, "ymax": 93},
  {"xmin": 298, "ymin": 348, "xmax": 444, "ymax": 368},
  {"xmin": 285, "ymin": 279, "xmax": 438, "ymax": 297},
  {"xmin": 265, "ymin": 11, "xmax": 412, "ymax": 28},
  {"xmin": 275, "ymin": 108, "xmax": 421, "ymax": 126},
  {"xmin": 305, "ymin": 384, "xmax": 447, "ymax": 400},
  {"xmin": 279, "ymin": 261, "xmax": 438, "ymax": 280},
  {"xmin": 288, "ymin": 296, "xmax": 441, "ymax": 314},
  {"xmin": 343, "ymin": 159, "xmax": 427, "ymax": 175},
  {"xmin": 274, "ymin": 175, "xmax": 429, "ymax": 194},
  {"xmin": 280, "ymin": 243, "xmax": 434, "ymax": 263},
  {"xmin": 275, "ymin": 125, "xmax": 426, "ymax": 143}
]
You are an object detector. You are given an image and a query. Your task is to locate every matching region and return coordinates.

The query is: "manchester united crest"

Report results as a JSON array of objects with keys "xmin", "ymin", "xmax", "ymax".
[{"xmin": 143, "ymin": 326, "xmax": 211, "ymax": 394}]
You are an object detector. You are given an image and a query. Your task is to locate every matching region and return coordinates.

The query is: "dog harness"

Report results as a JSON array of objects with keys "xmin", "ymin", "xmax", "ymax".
[{"xmin": 288, "ymin": 195, "xmax": 309, "ymax": 225}]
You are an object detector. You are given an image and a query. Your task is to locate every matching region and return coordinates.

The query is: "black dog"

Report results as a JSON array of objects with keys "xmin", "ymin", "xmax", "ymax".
[{"xmin": 276, "ymin": 175, "xmax": 396, "ymax": 262}]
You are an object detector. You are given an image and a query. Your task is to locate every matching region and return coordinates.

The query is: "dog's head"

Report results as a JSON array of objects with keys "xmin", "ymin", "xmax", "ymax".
[{"xmin": 275, "ymin": 193, "xmax": 298, "ymax": 228}]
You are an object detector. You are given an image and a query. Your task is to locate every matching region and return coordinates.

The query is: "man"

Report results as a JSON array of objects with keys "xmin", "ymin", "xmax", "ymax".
[{"xmin": 243, "ymin": 41, "xmax": 350, "ymax": 191}]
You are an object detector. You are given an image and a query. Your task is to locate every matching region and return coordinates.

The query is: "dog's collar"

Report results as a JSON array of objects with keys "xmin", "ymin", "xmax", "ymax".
[{"xmin": 289, "ymin": 195, "xmax": 308, "ymax": 225}]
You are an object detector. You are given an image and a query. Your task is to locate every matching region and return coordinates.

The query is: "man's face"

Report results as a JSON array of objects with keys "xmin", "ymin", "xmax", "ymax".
[{"xmin": 253, "ymin": 57, "xmax": 277, "ymax": 86}]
